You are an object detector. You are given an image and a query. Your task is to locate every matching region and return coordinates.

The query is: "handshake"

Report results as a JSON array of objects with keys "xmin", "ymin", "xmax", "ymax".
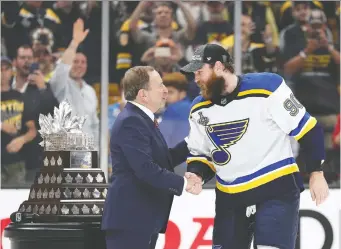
[{"xmin": 184, "ymin": 172, "xmax": 203, "ymax": 195}]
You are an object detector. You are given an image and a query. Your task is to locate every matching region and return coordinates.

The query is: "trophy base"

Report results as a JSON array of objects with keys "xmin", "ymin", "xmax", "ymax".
[{"xmin": 4, "ymin": 221, "xmax": 106, "ymax": 249}]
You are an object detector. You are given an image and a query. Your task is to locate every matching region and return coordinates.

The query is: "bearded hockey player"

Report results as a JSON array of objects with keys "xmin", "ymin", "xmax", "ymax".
[{"xmin": 180, "ymin": 44, "xmax": 329, "ymax": 249}]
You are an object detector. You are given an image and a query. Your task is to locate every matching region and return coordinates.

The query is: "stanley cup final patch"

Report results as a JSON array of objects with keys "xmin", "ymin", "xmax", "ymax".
[{"xmin": 197, "ymin": 112, "xmax": 209, "ymax": 126}]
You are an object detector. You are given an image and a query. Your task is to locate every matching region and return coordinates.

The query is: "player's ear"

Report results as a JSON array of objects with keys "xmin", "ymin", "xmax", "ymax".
[{"xmin": 213, "ymin": 61, "xmax": 224, "ymax": 76}]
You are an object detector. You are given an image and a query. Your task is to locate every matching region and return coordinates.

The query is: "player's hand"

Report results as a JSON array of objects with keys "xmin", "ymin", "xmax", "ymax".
[
  {"xmin": 185, "ymin": 172, "xmax": 203, "ymax": 195},
  {"xmin": 309, "ymin": 171, "xmax": 329, "ymax": 206},
  {"xmin": 6, "ymin": 136, "xmax": 25, "ymax": 153}
]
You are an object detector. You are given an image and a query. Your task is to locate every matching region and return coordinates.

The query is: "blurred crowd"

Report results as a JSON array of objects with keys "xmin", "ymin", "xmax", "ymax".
[{"xmin": 1, "ymin": 1, "xmax": 340, "ymax": 188}]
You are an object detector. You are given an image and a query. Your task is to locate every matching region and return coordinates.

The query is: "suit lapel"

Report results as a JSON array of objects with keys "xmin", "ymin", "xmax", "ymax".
[
  {"xmin": 154, "ymin": 126, "xmax": 173, "ymax": 166},
  {"xmin": 125, "ymin": 103, "xmax": 173, "ymax": 167}
]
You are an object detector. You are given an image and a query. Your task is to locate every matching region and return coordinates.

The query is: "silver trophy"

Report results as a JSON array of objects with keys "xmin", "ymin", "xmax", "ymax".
[
  {"xmin": 17, "ymin": 100, "xmax": 107, "ymax": 221},
  {"xmin": 38, "ymin": 101, "xmax": 95, "ymax": 151}
]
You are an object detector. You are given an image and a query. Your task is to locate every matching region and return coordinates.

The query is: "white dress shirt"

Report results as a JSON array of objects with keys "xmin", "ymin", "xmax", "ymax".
[
  {"xmin": 129, "ymin": 101, "xmax": 188, "ymax": 194},
  {"xmin": 129, "ymin": 101, "xmax": 154, "ymax": 121}
]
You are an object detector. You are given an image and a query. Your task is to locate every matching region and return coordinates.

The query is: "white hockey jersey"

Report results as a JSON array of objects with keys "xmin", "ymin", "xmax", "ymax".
[{"xmin": 186, "ymin": 73, "xmax": 316, "ymax": 205}]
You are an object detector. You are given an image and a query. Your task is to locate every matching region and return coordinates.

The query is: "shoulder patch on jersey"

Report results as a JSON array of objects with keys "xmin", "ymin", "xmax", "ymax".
[
  {"xmin": 190, "ymin": 96, "xmax": 213, "ymax": 115},
  {"xmin": 237, "ymin": 73, "xmax": 283, "ymax": 99}
]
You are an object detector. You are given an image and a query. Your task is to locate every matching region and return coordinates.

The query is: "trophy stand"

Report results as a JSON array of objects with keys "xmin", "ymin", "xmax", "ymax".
[{"xmin": 4, "ymin": 101, "xmax": 108, "ymax": 249}]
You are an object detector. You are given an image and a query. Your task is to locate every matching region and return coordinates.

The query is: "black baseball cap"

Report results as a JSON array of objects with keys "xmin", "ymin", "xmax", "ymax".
[{"xmin": 180, "ymin": 44, "xmax": 232, "ymax": 74}]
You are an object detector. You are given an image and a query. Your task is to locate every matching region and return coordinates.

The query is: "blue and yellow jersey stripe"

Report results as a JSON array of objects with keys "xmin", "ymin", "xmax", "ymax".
[
  {"xmin": 237, "ymin": 73, "xmax": 283, "ymax": 99},
  {"xmin": 189, "ymin": 96, "xmax": 213, "ymax": 115},
  {"xmin": 187, "ymin": 154, "xmax": 216, "ymax": 173},
  {"xmin": 216, "ymin": 157, "xmax": 299, "ymax": 194},
  {"xmin": 289, "ymin": 112, "xmax": 317, "ymax": 141},
  {"xmin": 190, "ymin": 100, "xmax": 213, "ymax": 115},
  {"xmin": 237, "ymin": 89, "xmax": 272, "ymax": 98},
  {"xmin": 189, "ymin": 73, "xmax": 284, "ymax": 112}
]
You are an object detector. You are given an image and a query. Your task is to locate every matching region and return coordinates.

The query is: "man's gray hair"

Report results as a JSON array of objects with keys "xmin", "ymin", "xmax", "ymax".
[{"xmin": 122, "ymin": 66, "xmax": 155, "ymax": 101}]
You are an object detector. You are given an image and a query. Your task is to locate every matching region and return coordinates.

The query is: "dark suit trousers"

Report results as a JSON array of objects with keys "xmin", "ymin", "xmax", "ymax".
[{"xmin": 106, "ymin": 230, "xmax": 159, "ymax": 249}]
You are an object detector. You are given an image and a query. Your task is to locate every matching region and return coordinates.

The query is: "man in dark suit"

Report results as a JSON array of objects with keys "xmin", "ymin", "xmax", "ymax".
[{"xmin": 102, "ymin": 66, "xmax": 202, "ymax": 249}]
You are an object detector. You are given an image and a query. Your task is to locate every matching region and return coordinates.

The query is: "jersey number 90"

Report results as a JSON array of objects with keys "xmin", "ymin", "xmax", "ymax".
[{"xmin": 283, "ymin": 93, "xmax": 303, "ymax": 116}]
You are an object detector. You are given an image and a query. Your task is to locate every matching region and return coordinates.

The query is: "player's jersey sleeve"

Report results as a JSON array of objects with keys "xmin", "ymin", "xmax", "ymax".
[
  {"xmin": 185, "ymin": 98, "xmax": 216, "ymax": 183},
  {"xmin": 267, "ymin": 78, "xmax": 317, "ymax": 141}
]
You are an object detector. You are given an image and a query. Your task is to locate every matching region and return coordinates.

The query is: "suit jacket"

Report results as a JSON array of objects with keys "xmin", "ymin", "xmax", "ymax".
[{"xmin": 102, "ymin": 102, "xmax": 189, "ymax": 234}]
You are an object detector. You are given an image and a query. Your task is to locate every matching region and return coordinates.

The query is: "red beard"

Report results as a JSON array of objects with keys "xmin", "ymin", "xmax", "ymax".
[{"xmin": 198, "ymin": 72, "xmax": 225, "ymax": 100}]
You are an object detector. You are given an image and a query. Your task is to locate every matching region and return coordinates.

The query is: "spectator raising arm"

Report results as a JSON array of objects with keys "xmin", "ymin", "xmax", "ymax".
[
  {"xmin": 50, "ymin": 18, "xmax": 89, "ymax": 97},
  {"xmin": 129, "ymin": 1, "xmax": 196, "ymax": 45},
  {"xmin": 49, "ymin": 18, "xmax": 99, "ymax": 144},
  {"xmin": 61, "ymin": 19, "xmax": 89, "ymax": 65},
  {"xmin": 173, "ymin": 0, "xmax": 196, "ymax": 40},
  {"xmin": 128, "ymin": 1, "xmax": 153, "ymax": 44}
]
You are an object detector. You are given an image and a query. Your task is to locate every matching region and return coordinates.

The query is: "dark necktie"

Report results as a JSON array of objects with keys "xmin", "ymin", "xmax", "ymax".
[{"xmin": 154, "ymin": 118, "xmax": 159, "ymax": 128}]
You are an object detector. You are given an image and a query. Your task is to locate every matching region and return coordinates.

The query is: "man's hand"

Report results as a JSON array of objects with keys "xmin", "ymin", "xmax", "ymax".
[
  {"xmin": 6, "ymin": 136, "xmax": 25, "ymax": 153},
  {"xmin": 185, "ymin": 172, "xmax": 203, "ymax": 195},
  {"xmin": 304, "ymin": 39, "xmax": 319, "ymax": 54},
  {"xmin": 318, "ymin": 29, "xmax": 329, "ymax": 48},
  {"xmin": 73, "ymin": 18, "xmax": 89, "ymax": 44},
  {"xmin": 28, "ymin": 70, "xmax": 46, "ymax": 89},
  {"xmin": 1, "ymin": 122, "xmax": 18, "ymax": 135},
  {"xmin": 140, "ymin": 46, "xmax": 156, "ymax": 63},
  {"xmin": 309, "ymin": 171, "xmax": 329, "ymax": 206}
]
